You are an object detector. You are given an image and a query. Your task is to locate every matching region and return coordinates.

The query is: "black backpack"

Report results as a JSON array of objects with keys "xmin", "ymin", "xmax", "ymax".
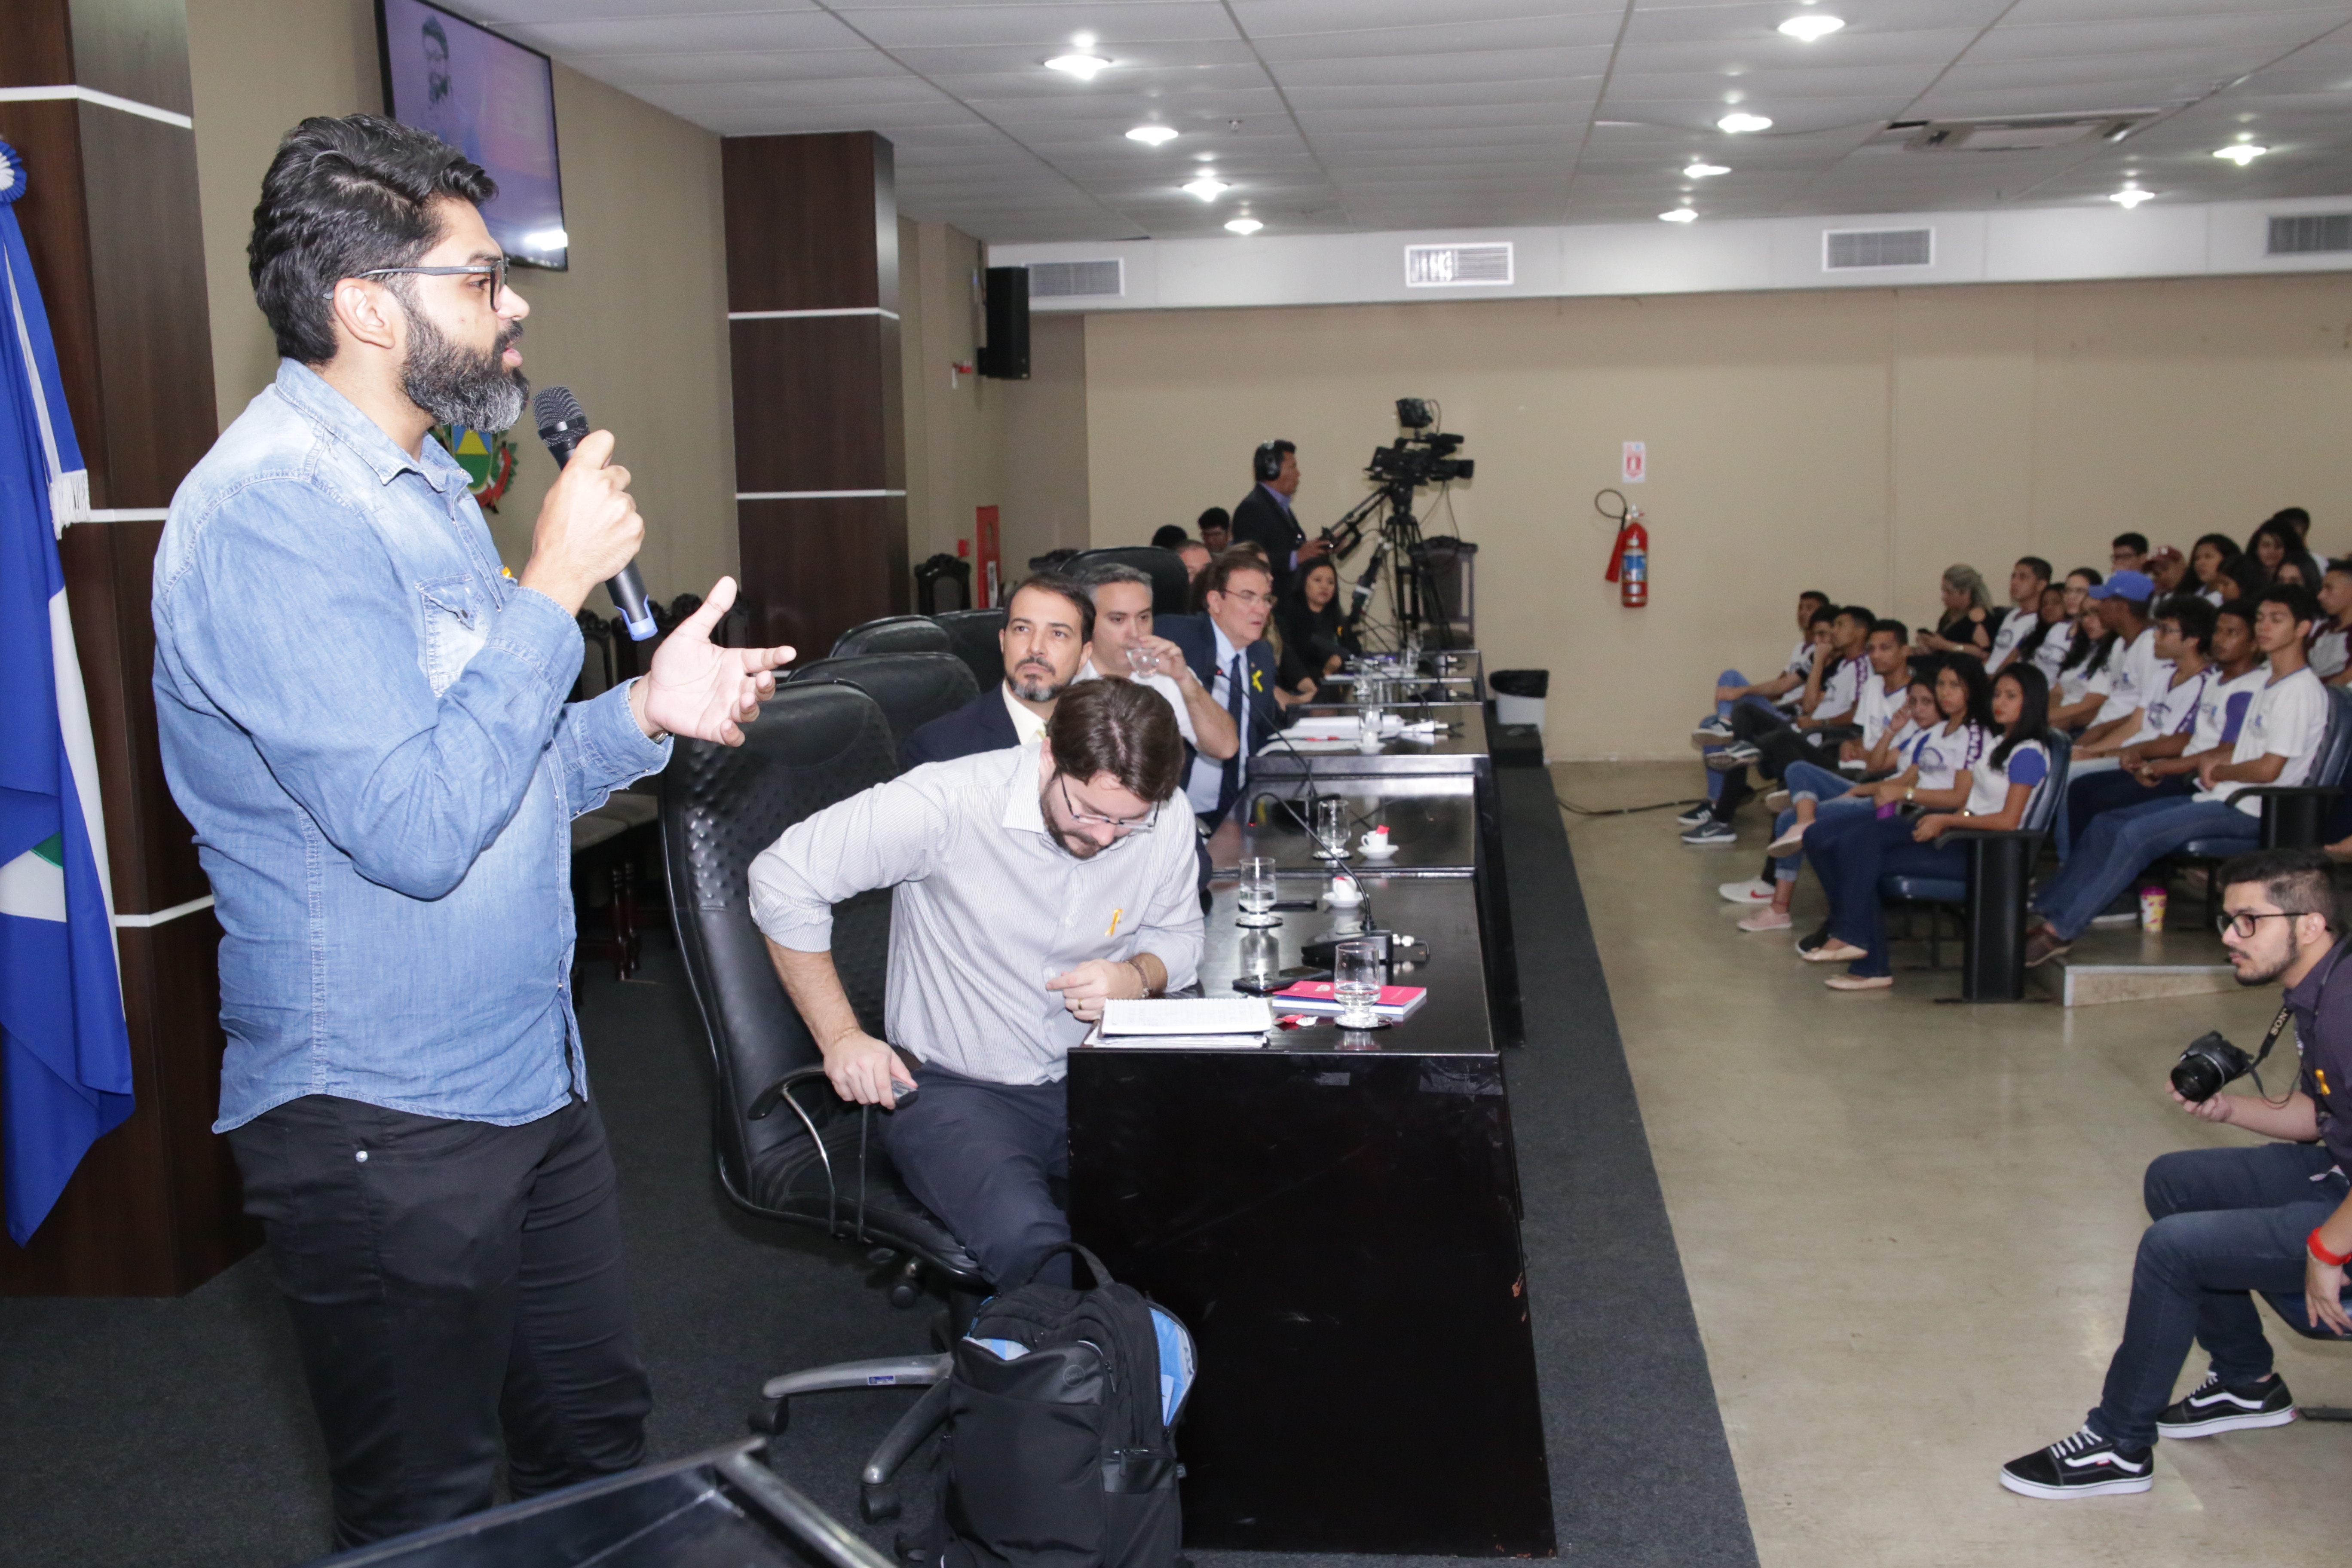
[{"xmin": 933, "ymin": 1244, "xmax": 1194, "ymax": 1568}]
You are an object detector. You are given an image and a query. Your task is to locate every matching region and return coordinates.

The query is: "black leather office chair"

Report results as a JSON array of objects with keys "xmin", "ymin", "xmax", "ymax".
[
  {"xmin": 932, "ymin": 607, "xmax": 1006, "ymax": 693},
  {"xmin": 1878, "ymin": 733, "xmax": 2071, "ymax": 1000},
  {"xmin": 662, "ymin": 681, "xmax": 983, "ymax": 1503},
  {"xmin": 784, "ymin": 652, "xmax": 979, "ymax": 763},
  {"xmin": 913, "ymin": 552, "xmax": 973, "ymax": 615},
  {"xmin": 1062, "ymin": 545, "xmax": 1191, "ymax": 619},
  {"xmin": 830, "ymin": 615, "xmax": 952, "ymax": 658}
]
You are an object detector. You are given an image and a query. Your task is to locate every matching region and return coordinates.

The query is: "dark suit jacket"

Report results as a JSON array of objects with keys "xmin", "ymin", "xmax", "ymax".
[
  {"xmin": 1159, "ymin": 613, "xmax": 1289, "ymax": 817},
  {"xmin": 902, "ymin": 685, "xmax": 1019, "ymax": 768},
  {"xmin": 1230, "ymin": 484, "xmax": 1305, "ymax": 591}
]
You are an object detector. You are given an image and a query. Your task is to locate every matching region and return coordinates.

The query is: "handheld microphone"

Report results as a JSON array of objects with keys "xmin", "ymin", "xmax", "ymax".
[{"xmin": 532, "ymin": 385, "xmax": 656, "ymax": 641}]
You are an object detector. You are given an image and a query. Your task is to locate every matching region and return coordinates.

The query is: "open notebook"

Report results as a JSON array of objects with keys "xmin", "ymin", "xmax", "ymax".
[{"xmin": 1085, "ymin": 997, "xmax": 1273, "ymax": 1049}]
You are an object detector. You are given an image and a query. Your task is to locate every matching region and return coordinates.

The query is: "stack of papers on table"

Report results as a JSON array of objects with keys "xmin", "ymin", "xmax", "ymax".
[{"xmin": 1089, "ymin": 997, "xmax": 1273, "ymax": 1049}]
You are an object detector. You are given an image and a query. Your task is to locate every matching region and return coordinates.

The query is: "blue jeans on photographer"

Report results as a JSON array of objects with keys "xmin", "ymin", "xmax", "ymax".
[
  {"xmin": 1771, "ymin": 759, "xmax": 1872, "ymax": 885},
  {"xmin": 2087, "ymin": 1142, "xmax": 2350, "ymax": 1450}
]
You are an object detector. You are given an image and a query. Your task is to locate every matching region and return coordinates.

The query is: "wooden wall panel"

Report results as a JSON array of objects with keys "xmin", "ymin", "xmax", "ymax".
[
  {"xmin": 722, "ymin": 131, "xmax": 908, "ymax": 654},
  {"xmin": 0, "ymin": 0, "xmax": 237, "ymax": 1296}
]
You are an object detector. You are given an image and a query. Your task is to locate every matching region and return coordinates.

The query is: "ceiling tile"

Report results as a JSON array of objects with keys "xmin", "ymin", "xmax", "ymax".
[{"xmin": 836, "ymin": 3, "xmax": 1240, "ymax": 50}]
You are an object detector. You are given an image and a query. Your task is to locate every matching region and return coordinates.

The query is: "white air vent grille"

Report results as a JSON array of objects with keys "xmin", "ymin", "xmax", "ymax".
[
  {"xmin": 2269, "ymin": 215, "xmax": 2352, "ymax": 255},
  {"xmin": 1824, "ymin": 228, "xmax": 1934, "ymax": 270},
  {"xmin": 1873, "ymin": 112, "xmax": 2154, "ymax": 153},
  {"xmin": 1026, "ymin": 260, "xmax": 1124, "ymax": 299},
  {"xmin": 1405, "ymin": 243, "xmax": 1513, "ymax": 288}
]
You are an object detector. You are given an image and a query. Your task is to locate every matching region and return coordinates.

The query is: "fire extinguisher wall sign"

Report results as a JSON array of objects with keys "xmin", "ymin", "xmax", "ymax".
[{"xmin": 1596, "ymin": 488, "xmax": 1649, "ymax": 609}]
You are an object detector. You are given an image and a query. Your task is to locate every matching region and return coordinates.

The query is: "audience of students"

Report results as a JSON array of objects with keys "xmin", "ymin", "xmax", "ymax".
[{"xmin": 1682, "ymin": 603, "xmax": 1874, "ymax": 845}]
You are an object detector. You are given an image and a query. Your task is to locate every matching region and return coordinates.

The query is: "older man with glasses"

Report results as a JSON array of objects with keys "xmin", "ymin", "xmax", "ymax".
[
  {"xmin": 1160, "ymin": 548, "xmax": 1297, "ymax": 827},
  {"xmin": 750, "ymin": 680, "xmax": 1201, "ymax": 1289},
  {"xmin": 2002, "ymin": 848, "xmax": 2352, "ymax": 1499}
]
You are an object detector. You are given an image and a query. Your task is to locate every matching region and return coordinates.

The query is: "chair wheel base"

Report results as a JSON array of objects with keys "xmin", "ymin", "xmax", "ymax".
[
  {"xmin": 888, "ymin": 1280, "xmax": 923, "ymax": 1310},
  {"xmin": 892, "ymin": 1531, "xmax": 930, "ymax": 1563},
  {"xmin": 861, "ymin": 1484, "xmax": 900, "ymax": 1523},
  {"xmin": 749, "ymin": 1397, "xmax": 788, "ymax": 1436}
]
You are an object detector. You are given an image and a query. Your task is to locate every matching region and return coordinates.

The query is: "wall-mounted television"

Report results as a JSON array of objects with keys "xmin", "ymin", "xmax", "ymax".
[{"xmin": 377, "ymin": 0, "xmax": 569, "ymax": 270}]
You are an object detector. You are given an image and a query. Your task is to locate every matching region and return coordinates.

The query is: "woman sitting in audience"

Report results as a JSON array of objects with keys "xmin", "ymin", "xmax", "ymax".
[
  {"xmin": 1800, "ymin": 664, "xmax": 2052, "ymax": 991},
  {"xmin": 2013, "ymin": 584, "xmax": 2075, "ymax": 686},
  {"xmin": 2190, "ymin": 533, "xmax": 2242, "ymax": 605},
  {"xmin": 1735, "ymin": 674, "xmax": 1942, "ymax": 933},
  {"xmin": 1277, "ymin": 558, "xmax": 1359, "ymax": 677},
  {"xmin": 2245, "ymin": 517, "xmax": 2321, "ymax": 594},
  {"xmin": 1917, "ymin": 564, "xmax": 1997, "ymax": 658},
  {"xmin": 2048, "ymin": 605, "xmax": 2120, "ymax": 733}
]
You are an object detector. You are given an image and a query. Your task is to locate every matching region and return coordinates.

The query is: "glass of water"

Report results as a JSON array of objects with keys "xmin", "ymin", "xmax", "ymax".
[
  {"xmin": 1333, "ymin": 937, "xmax": 1385, "ymax": 1029},
  {"xmin": 1126, "ymin": 642, "xmax": 1160, "ymax": 677},
  {"xmin": 1314, "ymin": 797, "xmax": 1350, "ymax": 859},
  {"xmin": 1237, "ymin": 856, "xmax": 1281, "ymax": 928}
]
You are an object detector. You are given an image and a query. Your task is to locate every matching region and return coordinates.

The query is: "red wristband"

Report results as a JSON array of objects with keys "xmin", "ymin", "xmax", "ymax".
[{"xmin": 2309, "ymin": 1228, "xmax": 2352, "ymax": 1268}]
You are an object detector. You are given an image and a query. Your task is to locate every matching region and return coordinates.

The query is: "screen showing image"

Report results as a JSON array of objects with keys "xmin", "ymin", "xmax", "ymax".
[{"xmin": 378, "ymin": 0, "xmax": 568, "ymax": 269}]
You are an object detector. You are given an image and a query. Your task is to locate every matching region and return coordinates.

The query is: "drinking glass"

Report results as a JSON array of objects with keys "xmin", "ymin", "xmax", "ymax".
[
  {"xmin": 1126, "ymin": 642, "xmax": 1160, "ymax": 677},
  {"xmin": 1333, "ymin": 937, "xmax": 1385, "ymax": 1029},
  {"xmin": 1237, "ymin": 856, "xmax": 1281, "ymax": 928},
  {"xmin": 1314, "ymin": 797, "xmax": 1350, "ymax": 859}
]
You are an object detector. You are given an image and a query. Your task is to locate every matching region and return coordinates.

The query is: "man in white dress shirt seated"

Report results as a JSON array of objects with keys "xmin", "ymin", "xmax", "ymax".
[
  {"xmin": 749, "ymin": 680, "xmax": 1202, "ymax": 1289},
  {"xmin": 1075, "ymin": 562, "xmax": 1238, "ymax": 770}
]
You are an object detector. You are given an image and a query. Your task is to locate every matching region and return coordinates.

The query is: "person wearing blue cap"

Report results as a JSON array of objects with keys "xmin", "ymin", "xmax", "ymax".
[{"xmin": 2069, "ymin": 569, "xmax": 2168, "ymax": 758}]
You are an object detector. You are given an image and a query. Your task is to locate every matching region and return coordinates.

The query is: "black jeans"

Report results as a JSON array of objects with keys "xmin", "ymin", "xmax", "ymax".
[
  {"xmin": 1714, "ymin": 706, "xmax": 1853, "ymax": 818},
  {"xmin": 2089, "ymin": 1142, "xmax": 2351, "ymax": 1449},
  {"xmin": 883, "ymin": 1063, "xmax": 1070, "ymax": 1289},
  {"xmin": 229, "ymin": 1095, "xmax": 649, "ymax": 1548}
]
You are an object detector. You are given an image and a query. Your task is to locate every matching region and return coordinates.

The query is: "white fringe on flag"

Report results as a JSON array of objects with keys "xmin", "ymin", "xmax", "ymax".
[{"xmin": 49, "ymin": 465, "xmax": 86, "ymax": 534}]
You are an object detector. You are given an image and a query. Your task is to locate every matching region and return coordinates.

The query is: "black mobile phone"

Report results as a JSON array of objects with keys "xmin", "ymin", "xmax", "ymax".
[{"xmin": 1277, "ymin": 964, "xmax": 1333, "ymax": 981}]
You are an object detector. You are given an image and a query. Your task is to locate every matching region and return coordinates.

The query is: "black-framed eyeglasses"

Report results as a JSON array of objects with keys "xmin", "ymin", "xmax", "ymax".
[
  {"xmin": 1057, "ymin": 773, "xmax": 1157, "ymax": 836},
  {"xmin": 2217, "ymin": 910, "xmax": 2298, "ymax": 939},
  {"xmin": 327, "ymin": 258, "xmax": 508, "ymax": 310}
]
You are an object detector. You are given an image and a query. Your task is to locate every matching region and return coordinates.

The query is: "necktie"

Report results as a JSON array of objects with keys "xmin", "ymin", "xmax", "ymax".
[{"xmin": 1219, "ymin": 652, "xmax": 1248, "ymax": 812}]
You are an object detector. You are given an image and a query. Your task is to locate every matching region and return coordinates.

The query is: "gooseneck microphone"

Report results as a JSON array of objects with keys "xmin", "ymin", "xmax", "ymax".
[{"xmin": 531, "ymin": 385, "xmax": 656, "ymax": 641}]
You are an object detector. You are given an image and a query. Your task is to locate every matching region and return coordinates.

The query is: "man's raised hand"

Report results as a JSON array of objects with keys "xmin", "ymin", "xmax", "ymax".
[{"xmin": 631, "ymin": 576, "xmax": 795, "ymax": 744}]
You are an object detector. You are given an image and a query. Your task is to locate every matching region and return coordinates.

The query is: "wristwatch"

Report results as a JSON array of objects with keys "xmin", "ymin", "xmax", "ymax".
[{"xmin": 1905, "ymin": 785, "xmax": 1916, "ymax": 803}]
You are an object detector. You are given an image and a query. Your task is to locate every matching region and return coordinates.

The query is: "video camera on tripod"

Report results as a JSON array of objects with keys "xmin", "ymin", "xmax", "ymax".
[{"xmin": 1318, "ymin": 398, "xmax": 1475, "ymax": 650}]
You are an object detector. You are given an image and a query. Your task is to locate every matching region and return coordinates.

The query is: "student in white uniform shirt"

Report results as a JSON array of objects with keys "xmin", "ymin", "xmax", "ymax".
[
  {"xmin": 1801, "ymin": 664, "xmax": 2050, "ymax": 990},
  {"xmin": 2026, "ymin": 585, "xmax": 2334, "ymax": 964},
  {"xmin": 2069, "ymin": 570, "xmax": 2168, "ymax": 754},
  {"xmin": 2050, "ymin": 612, "xmax": 2122, "ymax": 734},
  {"xmin": 2064, "ymin": 598, "xmax": 2262, "ymax": 858},
  {"xmin": 1985, "ymin": 557, "xmax": 2055, "ymax": 672},
  {"xmin": 2189, "ymin": 533, "xmax": 2242, "ymax": 608},
  {"xmin": 1685, "ymin": 605, "xmax": 1875, "ymax": 843},
  {"xmin": 2309, "ymin": 558, "xmax": 2352, "ymax": 685},
  {"xmin": 2006, "ymin": 583, "xmax": 2075, "ymax": 686},
  {"xmin": 1075, "ymin": 563, "xmax": 1238, "ymax": 767}
]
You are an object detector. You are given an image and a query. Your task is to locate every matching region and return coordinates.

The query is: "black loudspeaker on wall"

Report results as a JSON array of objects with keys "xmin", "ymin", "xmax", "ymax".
[{"xmin": 978, "ymin": 266, "xmax": 1030, "ymax": 380}]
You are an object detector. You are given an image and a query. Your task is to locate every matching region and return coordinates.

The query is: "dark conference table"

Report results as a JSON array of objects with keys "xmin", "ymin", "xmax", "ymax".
[{"xmin": 1066, "ymin": 877, "xmax": 1555, "ymax": 1556}]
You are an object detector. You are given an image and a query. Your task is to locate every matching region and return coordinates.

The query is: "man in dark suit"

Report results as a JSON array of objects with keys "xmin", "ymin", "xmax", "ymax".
[
  {"xmin": 1230, "ymin": 440, "xmax": 1328, "ymax": 595},
  {"xmin": 904, "ymin": 575, "xmax": 1091, "ymax": 766},
  {"xmin": 1159, "ymin": 550, "xmax": 1294, "ymax": 827}
]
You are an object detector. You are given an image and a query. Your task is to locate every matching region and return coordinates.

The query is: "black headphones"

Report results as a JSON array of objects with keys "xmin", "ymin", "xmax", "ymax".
[{"xmin": 1254, "ymin": 441, "xmax": 1288, "ymax": 483}]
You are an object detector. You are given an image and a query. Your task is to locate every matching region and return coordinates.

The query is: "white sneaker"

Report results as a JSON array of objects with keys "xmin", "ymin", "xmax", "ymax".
[{"xmin": 1718, "ymin": 879, "xmax": 1774, "ymax": 903}]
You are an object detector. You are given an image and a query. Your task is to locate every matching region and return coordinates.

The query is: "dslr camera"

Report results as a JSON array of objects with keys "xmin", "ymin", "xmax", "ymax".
[{"xmin": 2171, "ymin": 1031, "xmax": 2254, "ymax": 1102}]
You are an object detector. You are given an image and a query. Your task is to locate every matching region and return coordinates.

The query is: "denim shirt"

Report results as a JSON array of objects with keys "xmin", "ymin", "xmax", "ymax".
[{"xmin": 153, "ymin": 360, "xmax": 671, "ymax": 1132}]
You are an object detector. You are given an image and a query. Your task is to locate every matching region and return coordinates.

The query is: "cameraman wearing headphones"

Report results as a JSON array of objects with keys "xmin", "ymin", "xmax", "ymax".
[
  {"xmin": 2002, "ymin": 847, "xmax": 2352, "ymax": 1499},
  {"xmin": 1231, "ymin": 439, "xmax": 1327, "ymax": 595}
]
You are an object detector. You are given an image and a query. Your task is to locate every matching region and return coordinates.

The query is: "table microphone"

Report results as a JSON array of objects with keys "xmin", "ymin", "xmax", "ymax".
[{"xmin": 532, "ymin": 385, "xmax": 656, "ymax": 641}]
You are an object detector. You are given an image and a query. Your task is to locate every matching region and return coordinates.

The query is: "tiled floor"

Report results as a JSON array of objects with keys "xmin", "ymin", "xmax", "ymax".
[{"xmin": 1558, "ymin": 760, "xmax": 2352, "ymax": 1568}]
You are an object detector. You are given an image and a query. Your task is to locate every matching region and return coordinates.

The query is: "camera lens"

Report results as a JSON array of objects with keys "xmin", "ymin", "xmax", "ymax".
[{"xmin": 2170, "ymin": 1057, "xmax": 2226, "ymax": 1102}]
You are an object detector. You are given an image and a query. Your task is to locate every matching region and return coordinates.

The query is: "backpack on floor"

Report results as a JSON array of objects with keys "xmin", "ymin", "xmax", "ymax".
[{"xmin": 933, "ymin": 1243, "xmax": 1196, "ymax": 1568}]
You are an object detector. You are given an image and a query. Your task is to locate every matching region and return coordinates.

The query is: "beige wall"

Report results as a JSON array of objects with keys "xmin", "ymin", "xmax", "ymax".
[
  {"xmin": 900, "ymin": 220, "xmax": 1004, "ymax": 585},
  {"xmin": 187, "ymin": 0, "xmax": 736, "ymax": 602},
  {"xmin": 1075, "ymin": 275, "xmax": 2352, "ymax": 758},
  {"xmin": 997, "ymin": 312, "xmax": 1090, "ymax": 573}
]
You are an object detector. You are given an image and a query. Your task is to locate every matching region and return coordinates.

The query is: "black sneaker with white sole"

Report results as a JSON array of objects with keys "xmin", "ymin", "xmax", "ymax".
[
  {"xmin": 2156, "ymin": 1372, "xmax": 2295, "ymax": 1438},
  {"xmin": 1675, "ymin": 804, "xmax": 1715, "ymax": 830},
  {"xmin": 1680, "ymin": 820, "xmax": 1737, "ymax": 847},
  {"xmin": 1795, "ymin": 922, "xmax": 1832, "ymax": 955},
  {"xmin": 1998, "ymin": 1424, "xmax": 2153, "ymax": 1499}
]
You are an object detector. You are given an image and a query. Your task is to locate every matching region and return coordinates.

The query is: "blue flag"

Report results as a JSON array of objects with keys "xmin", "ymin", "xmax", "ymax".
[{"xmin": 0, "ymin": 140, "xmax": 133, "ymax": 1246}]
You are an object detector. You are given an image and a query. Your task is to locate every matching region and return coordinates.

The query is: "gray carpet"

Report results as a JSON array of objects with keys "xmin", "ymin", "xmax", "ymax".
[{"xmin": 0, "ymin": 769, "xmax": 1754, "ymax": 1566}]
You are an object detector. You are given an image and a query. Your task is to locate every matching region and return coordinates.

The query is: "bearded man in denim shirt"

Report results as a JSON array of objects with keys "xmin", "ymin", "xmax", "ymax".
[{"xmin": 152, "ymin": 115, "xmax": 793, "ymax": 1548}]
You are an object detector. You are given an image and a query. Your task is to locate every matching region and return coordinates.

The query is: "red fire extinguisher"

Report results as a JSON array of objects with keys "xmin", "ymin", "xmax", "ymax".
[{"xmin": 1598, "ymin": 489, "xmax": 1648, "ymax": 608}]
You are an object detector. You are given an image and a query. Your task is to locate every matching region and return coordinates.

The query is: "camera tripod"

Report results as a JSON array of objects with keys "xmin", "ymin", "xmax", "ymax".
[{"xmin": 1323, "ymin": 479, "xmax": 1460, "ymax": 652}]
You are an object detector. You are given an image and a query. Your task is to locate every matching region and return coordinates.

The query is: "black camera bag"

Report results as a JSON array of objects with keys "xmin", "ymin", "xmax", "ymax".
[{"xmin": 933, "ymin": 1244, "xmax": 1186, "ymax": 1568}]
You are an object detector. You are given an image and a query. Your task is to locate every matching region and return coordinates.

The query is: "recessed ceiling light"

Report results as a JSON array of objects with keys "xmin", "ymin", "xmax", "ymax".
[
  {"xmin": 2110, "ymin": 188, "xmax": 2153, "ymax": 208},
  {"xmin": 1684, "ymin": 162, "xmax": 1730, "ymax": 178},
  {"xmin": 2213, "ymin": 143, "xmax": 2268, "ymax": 165},
  {"xmin": 1718, "ymin": 112, "xmax": 1773, "ymax": 133},
  {"xmin": 1126, "ymin": 125, "xmax": 1178, "ymax": 145},
  {"xmin": 1777, "ymin": 14, "xmax": 1845, "ymax": 41},
  {"xmin": 1225, "ymin": 218, "xmax": 1263, "ymax": 235},
  {"xmin": 1182, "ymin": 177, "xmax": 1230, "ymax": 201},
  {"xmin": 1071, "ymin": 32, "xmax": 1096, "ymax": 47},
  {"xmin": 1660, "ymin": 208, "xmax": 1698, "ymax": 223},
  {"xmin": 1045, "ymin": 53, "xmax": 1112, "ymax": 80}
]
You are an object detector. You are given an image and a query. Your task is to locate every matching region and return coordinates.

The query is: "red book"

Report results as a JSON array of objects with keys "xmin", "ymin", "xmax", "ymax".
[{"xmin": 1268, "ymin": 980, "xmax": 1429, "ymax": 1020}]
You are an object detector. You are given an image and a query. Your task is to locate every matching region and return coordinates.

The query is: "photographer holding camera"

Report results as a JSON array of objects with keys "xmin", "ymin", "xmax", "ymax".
[{"xmin": 2001, "ymin": 847, "xmax": 2352, "ymax": 1499}]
